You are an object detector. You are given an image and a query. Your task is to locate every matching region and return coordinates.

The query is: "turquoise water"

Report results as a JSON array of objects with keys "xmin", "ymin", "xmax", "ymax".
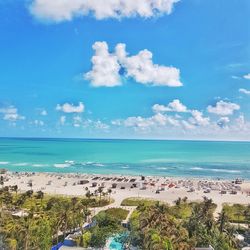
[
  {"xmin": 0, "ymin": 138, "xmax": 250, "ymax": 179},
  {"xmin": 108, "ymin": 237, "xmax": 123, "ymax": 250}
]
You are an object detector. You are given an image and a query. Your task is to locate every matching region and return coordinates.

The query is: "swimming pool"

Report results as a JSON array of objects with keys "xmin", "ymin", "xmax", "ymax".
[{"xmin": 108, "ymin": 237, "xmax": 123, "ymax": 250}]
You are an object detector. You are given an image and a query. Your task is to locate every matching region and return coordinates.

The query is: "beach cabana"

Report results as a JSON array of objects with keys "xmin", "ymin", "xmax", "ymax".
[
  {"xmin": 92, "ymin": 182, "xmax": 97, "ymax": 187},
  {"xmin": 111, "ymin": 183, "xmax": 117, "ymax": 189},
  {"xmin": 168, "ymin": 183, "xmax": 175, "ymax": 188},
  {"xmin": 78, "ymin": 180, "xmax": 89, "ymax": 185},
  {"xmin": 47, "ymin": 180, "xmax": 52, "ymax": 185}
]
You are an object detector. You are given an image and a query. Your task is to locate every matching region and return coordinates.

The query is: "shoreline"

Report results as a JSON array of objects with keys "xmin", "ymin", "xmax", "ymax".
[{"xmin": 1, "ymin": 168, "xmax": 247, "ymax": 182}]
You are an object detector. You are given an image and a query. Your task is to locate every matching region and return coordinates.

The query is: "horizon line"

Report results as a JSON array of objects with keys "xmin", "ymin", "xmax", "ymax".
[{"xmin": 0, "ymin": 136, "xmax": 250, "ymax": 143}]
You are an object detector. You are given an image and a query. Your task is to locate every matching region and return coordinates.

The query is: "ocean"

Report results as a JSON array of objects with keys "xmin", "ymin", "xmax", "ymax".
[{"xmin": 0, "ymin": 138, "xmax": 250, "ymax": 180}]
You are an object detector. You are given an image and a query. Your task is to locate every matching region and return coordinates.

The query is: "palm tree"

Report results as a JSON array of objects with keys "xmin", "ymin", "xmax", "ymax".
[
  {"xmin": 2, "ymin": 216, "xmax": 22, "ymax": 244},
  {"xmin": 217, "ymin": 210, "xmax": 228, "ymax": 233},
  {"xmin": 25, "ymin": 190, "xmax": 33, "ymax": 198},
  {"xmin": 175, "ymin": 197, "xmax": 182, "ymax": 206},
  {"xmin": 35, "ymin": 191, "xmax": 44, "ymax": 204},
  {"xmin": 15, "ymin": 193, "xmax": 26, "ymax": 207},
  {"xmin": 235, "ymin": 210, "xmax": 242, "ymax": 229},
  {"xmin": 86, "ymin": 190, "xmax": 91, "ymax": 199},
  {"xmin": 107, "ymin": 188, "xmax": 112, "ymax": 203},
  {"xmin": 2, "ymin": 191, "xmax": 13, "ymax": 209},
  {"xmin": 0, "ymin": 176, "xmax": 4, "ymax": 187},
  {"xmin": 224, "ymin": 225, "xmax": 238, "ymax": 247},
  {"xmin": 71, "ymin": 197, "xmax": 78, "ymax": 231},
  {"xmin": 97, "ymin": 187, "xmax": 103, "ymax": 205},
  {"xmin": 138, "ymin": 202, "xmax": 190, "ymax": 249},
  {"xmin": 182, "ymin": 196, "xmax": 188, "ymax": 203},
  {"xmin": 81, "ymin": 199, "xmax": 90, "ymax": 211},
  {"xmin": 243, "ymin": 205, "xmax": 250, "ymax": 228},
  {"xmin": 59, "ymin": 200, "xmax": 72, "ymax": 239}
]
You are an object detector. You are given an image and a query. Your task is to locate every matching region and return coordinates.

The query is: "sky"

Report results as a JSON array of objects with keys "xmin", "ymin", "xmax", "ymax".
[{"xmin": 0, "ymin": 0, "xmax": 250, "ymax": 140}]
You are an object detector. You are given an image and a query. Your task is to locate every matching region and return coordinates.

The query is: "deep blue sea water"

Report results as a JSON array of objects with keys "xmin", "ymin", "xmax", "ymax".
[{"xmin": 0, "ymin": 138, "xmax": 250, "ymax": 179}]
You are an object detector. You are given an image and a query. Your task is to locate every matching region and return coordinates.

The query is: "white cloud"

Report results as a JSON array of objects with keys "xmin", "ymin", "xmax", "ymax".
[
  {"xmin": 85, "ymin": 42, "xmax": 182, "ymax": 87},
  {"xmin": 110, "ymin": 102, "xmax": 250, "ymax": 140},
  {"xmin": 81, "ymin": 119, "xmax": 110, "ymax": 130},
  {"xmin": 73, "ymin": 115, "xmax": 82, "ymax": 127},
  {"xmin": 217, "ymin": 117, "xmax": 230, "ymax": 128},
  {"xmin": 234, "ymin": 115, "xmax": 246, "ymax": 130},
  {"xmin": 84, "ymin": 42, "xmax": 121, "ymax": 87},
  {"xmin": 71, "ymin": 116, "xmax": 110, "ymax": 130},
  {"xmin": 116, "ymin": 43, "xmax": 182, "ymax": 87},
  {"xmin": 113, "ymin": 100, "xmax": 211, "ymax": 132},
  {"xmin": 114, "ymin": 112, "xmax": 181, "ymax": 132},
  {"xmin": 152, "ymin": 104, "xmax": 169, "ymax": 113},
  {"xmin": 0, "ymin": 105, "xmax": 25, "ymax": 122},
  {"xmin": 56, "ymin": 102, "xmax": 85, "ymax": 113},
  {"xmin": 231, "ymin": 75, "xmax": 240, "ymax": 80},
  {"xmin": 181, "ymin": 120, "xmax": 195, "ymax": 130},
  {"xmin": 29, "ymin": 0, "xmax": 179, "ymax": 22},
  {"xmin": 189, "ymin": 110, "xmax": 210, "ymax": 126},
  {"xmin": 243, "ymin": 73, "xmax": 250, "ymax": 80},
  {"xmin": 40, "ymin": 109, "xmax": 48, "ymax": 116},
  {"xmin": 152, "ymin": 99, "xmax": 188, "ymax": 113},
  {"xmin": 33, "ymin": 120, "xmax": 45, "ymax": 126},
  {"xmin": 60, "ymin": 116, "xmax": 66, "ymax": 125},
  {"xmin": 239, "ymin": 88, "xmax": 250, "ymax": 95},
  {"xmin": 0, "ymin": 106, "xmax": 17, "ymax": 114},
  {"xmin": 123, "ymin": 116, "xmax": 154, "ymax": 129},
  {"xmin": 207, "ymin": 100, "xmax": 240, "ymax": 116},
  {"xmin": 3, "ymin": 113, "xmax": 25, "ymax": 122},
  {"xmin": 93, "ymin": 120, "xmax": 110, "ymax": 130},
  {"xmin": 73, "ymin": 115, "xmax": 82, "ymax": 123}
]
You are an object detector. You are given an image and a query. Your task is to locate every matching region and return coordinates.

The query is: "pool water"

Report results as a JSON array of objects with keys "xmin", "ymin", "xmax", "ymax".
[{"xmin": 108, "ymin": 237, "xmax": 123, "ymax": 250}]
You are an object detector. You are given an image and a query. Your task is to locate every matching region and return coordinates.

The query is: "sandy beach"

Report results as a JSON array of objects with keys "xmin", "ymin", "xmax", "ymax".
[{"xmin": 2, "ymin": 171, "xmax": 250, "ymax": 214}]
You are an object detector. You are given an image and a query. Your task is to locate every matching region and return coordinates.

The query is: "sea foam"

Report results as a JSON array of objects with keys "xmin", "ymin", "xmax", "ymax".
[
  {"xmin": 0, "ymin": 161, "xmax": 9, "ymax": 165},
  {"xmin": 12, "ymin": 163, "xmax": 28, "ymax": 166},
  {"xmin": 191, "ymin": 167, "xmax": 241, "ymax": 173},
  {"xmin": 54, "ymin": 163, "xmax": 70, "ymax": 168}
]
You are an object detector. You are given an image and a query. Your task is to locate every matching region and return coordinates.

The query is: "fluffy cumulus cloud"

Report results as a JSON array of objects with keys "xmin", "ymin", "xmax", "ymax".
[
  {"xmin": 117, "ymin": 112, "xmax": 179, "ymax": 131},
  {"xmin": 189, "ymin": 110, "xmax": 209, "ymax": 126},
  {"xmin": 112, "ymin": 98, "xmax": 213, "ymax": 134},
  {"xmin": 29, "ymin": 0, "xmax": 179, "ymax": 22},
  {"xmin": 56, "ymin": 102, "xmax": 85, "ymax": 113},
  {"xmin": 207, "ymin": 100, "xmax": 240, "ymax": 116},
  {"xmin": 152, "ymin": 99, "xmax": 188, "ymax": 113},
  {"xmin": 85, "ymin": 42, "xmax": 182, "ymax": 87},
  {"xmin": 110, "ymin": 99, "xmax": 250, "ymax": 140},
  {"xmin": 239, "ymin": 88, "xmax": 250, "ymax": 95},
  {"xmin": 0, "ymin": 106, "xmax": 25, "ymax": 122},
  {"xmin": 151, "ymin": 99, "xmax": 210, "ymax": 127},
  {"xmin": 116, "ymin": 44, "xmax": 182, "ymax": 87},
  {"xmin": 243, "ymin": 73, "xmax": 250, "ymax": 80},
  {"xmin": 84, "ymin": 42, "xmax": 121, "ymax": 87},
  {"xmin": 217, "ymin": 117, "xmax": 230, "ymax": 128}
]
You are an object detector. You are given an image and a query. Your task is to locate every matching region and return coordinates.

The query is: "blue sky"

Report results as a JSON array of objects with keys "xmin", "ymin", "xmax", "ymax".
[{"xmin": 0, "ymin": 0, "xmax": 250, "ymax": 140}]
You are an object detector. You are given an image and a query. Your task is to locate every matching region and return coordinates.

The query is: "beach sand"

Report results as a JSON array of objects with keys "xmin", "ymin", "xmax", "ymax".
[{"xmin": 2, "ymin": 171, "xmax": 250, "ymax": 215}]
